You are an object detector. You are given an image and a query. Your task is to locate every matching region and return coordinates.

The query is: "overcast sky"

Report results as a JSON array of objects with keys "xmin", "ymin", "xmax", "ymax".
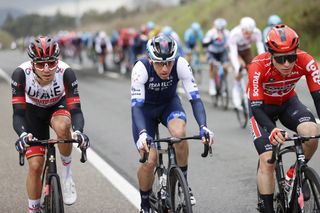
[{"xmin": 0, "ymin": 0, "xmax": 133, "ymax": 16}]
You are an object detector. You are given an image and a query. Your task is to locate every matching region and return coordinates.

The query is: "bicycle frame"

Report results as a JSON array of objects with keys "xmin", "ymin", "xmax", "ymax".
[{"xmin": 268, "ymin": 134, "xmax": 320, "ymax": 212}]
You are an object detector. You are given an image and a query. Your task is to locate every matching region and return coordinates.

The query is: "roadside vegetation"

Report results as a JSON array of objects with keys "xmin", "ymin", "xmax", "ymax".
[{"xmin": 0, "ymin": 0, "xmax": 319, "ymax": 57}]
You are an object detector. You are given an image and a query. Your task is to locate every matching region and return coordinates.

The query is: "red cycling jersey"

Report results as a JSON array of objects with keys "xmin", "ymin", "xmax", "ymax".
[{"xmin": 247, "ymin": 49, "xmax": 320, "ymax": 105}]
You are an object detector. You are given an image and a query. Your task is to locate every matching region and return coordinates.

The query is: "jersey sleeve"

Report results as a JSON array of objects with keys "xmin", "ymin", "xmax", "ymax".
[
  {"xmin": 177, "ymin": 57, "xmax": 201, "ymax": 100},
  {"xmin": 11, "ymin": 67, "xmax": 27, "ymax": 136},
  {"xmin": 63, "ymin": 68, "xmax": 85, "ymax": 132},
  {"xmin": 131, "ymin": 61, "xmax": 148, "ymax": 133}
]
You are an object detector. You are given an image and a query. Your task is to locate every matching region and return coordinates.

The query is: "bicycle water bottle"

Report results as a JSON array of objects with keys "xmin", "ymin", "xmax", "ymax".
[
  {"xmin": 284, "ymin": 166, "xmax": 295, "ymax": 194},
  {"xmin": 160, "ymin": 173, "xmax": 167, "ymax": 200}
]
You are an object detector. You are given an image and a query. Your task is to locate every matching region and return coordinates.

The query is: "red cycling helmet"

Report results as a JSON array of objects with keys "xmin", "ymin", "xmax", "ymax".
[
  {"xmin": 27, "ymin": 36, "xmax": 60, "ymax": 62},
  {"xmin": 266, "ymin": 24, "xmax": 299, "ymax": 53}
]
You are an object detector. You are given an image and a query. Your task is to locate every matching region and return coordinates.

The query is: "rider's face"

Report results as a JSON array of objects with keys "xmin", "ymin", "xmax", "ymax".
[
  {"xmin": 32, "ymin": 60, "xmax": 58, "ymax": 83},
  {"xmin": 272, "ymin": 50, "xmax": 297, "ymax": 76},
  {"xmin": 151, "ymin": 60, "xmax": 174, "ymax": 80}
]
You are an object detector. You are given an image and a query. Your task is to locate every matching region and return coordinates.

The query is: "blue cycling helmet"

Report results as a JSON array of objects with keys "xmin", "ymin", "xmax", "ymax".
[
  {"xmin": 162, "ymin": 26, "xmax": 173, "ymax": 36},
  {"xmin": 191, "ymin": 22, "xmax": 201, "ymax": 31},
  {"xmin": 146, "ymin": 35, "xmax": 178, "ymax": 62},
  {"xmin": 268, "ymin": 15, "xmax": 282, "ymax": 26},
  {"xmin": 147, "ymin": 21, "xmax": 155, "ymax": 30},
  {"xmin": 214, "ymin": 18, "xmax": 227, "ymax": 30}
]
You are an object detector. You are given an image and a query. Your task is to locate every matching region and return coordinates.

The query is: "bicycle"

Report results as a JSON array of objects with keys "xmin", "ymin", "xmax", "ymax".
[
  {"xmin": 257, "ymin": 133, "xmax": 320, "ymax": 212},
  {"xmin": 190, "ymin": 48, "xmax": 202, "ymax": 85},
  {"xmin": 140, "ymin": 127, "xmax": 212, "ymax": 213},
  {"xmin": 213, "ymin": 62, "xmax": 229, "ymax": 110},
  {"xmin": 234, "ymin": 66, "xmax": 249, "ymax": 129},
  {"xmin": 19, "ymin": 139, "xmax": 87, "ymax": 213}
]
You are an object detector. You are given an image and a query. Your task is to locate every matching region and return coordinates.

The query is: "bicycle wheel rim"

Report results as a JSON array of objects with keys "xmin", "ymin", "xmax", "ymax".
[
  {"xmin": 301, "ymin": 167, "xmax": 320, "ymax": 212},
  {"xmin": 220, "ymin": 79, "xmax": 229, "ymax": 110},
  {"xmin": 169, "ymin": 168, "xmax": 193, "ymax": 213},
  {"xmin": 46, "ymin": 175, "xmax": 64, "ymax": 213},
  {"xmin": 235, "ymin": 101, "xmax": 248, "ymax": 129}
]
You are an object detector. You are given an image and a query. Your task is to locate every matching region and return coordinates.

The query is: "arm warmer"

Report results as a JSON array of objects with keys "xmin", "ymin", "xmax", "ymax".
[{"xmin": 190, "ymin": 98, "xmax": 207, "ymax": 127}]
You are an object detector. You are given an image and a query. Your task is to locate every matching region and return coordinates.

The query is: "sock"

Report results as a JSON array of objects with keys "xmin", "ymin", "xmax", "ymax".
[
  {"xmin": 60, "ymin": 154, "xmax": 72, "ymax": 181},
  {"xmin": 140, "ymin": 189, "xmax": 151, "ymax": 209},
  {"xmin": 28, "ymin": 199, "xmax": 40, "ymax": 213},
  {"xmin": 180, "ymin": 165, "xmax": 188, "ymax": 184},
  {"xmin": 260, "ymin": 194, "xmax": 275, "ymax": 213}
]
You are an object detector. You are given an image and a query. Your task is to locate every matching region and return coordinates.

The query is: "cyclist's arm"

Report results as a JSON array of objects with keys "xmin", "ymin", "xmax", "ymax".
[
  {"xmin": 11, "ymin": 68, "xmax": 27, "ymax": 136},
  {"xmin": 228, "ymin": 36, "xmax": 241, "ymax": 73},
  {"xmin": 247, "ymin": 63, "xmax": 275, "ymax": 132},
  {"xmin": 131, "ymin": 61, "xmax": 148, "ymax": 133},
  {"xmin": 63, "ymin": 68, "xmax": 84, "ymax": 132},
  {"xmin": 177, "ymin": 57, "xmax": 207, "ymax": 127},
  {"xmin": 302, "ymin": 54, "xmax": 320, "ymax": 118},
  {"xmin": 254, "ymin": 29, "xmax": 265, "ymax": 55}
]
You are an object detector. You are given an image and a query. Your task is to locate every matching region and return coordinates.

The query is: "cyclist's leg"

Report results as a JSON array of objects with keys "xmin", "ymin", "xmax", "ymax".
[
  {"xmin": 133, "ymin": 104, "xmax": 159, "ymax": 211},
  {"xmin": 25, "ymin": 104, "xmax": 47, "ymax": 212},
  {"xmin": 207, "ymin": 52, "xmax": 218, "ymax": 96},
  {"xmin": 250, "ymin": 113, "xmax": 276, "ymax": 213},
  {"xmin": 279, "ymin": 96, "xmax": 319, "ymax": 160},
  {"xmin": 232, "ymin": 55, "xmax": 245, "ymax": 110}
]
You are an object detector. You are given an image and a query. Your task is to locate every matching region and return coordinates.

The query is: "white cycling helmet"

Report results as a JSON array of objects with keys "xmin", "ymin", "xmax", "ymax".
[
  {"xmin": 214, "ymin": 18, "xmax": 227, "ymax": 30},
  {"xmin": 240, "ymin": 17, "xmax": 256, "ymax": 32}
]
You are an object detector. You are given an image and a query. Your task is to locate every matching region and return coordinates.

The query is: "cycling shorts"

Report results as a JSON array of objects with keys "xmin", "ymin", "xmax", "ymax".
[
  {"xmin": 249, "ymin": 95, "xmax": 316, "ymax": 155},
  {"xmin": 238, "ymin": 48, "xmax": 253, "ymax": 67},
  {"xmin": 25, "ymin": 97, "xmax": 70, "ymax": 141},
  {"xmin": 132, "ymin": 95, "xmax": 186, "ymax": 147},
  {"xmin": 207, "ymin": 50, "xmax": 228, "ymax": 65}
]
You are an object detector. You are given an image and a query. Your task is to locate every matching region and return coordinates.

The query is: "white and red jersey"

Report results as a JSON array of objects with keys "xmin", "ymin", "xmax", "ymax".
[
  {"xmin": 229, "ymin": 25, "xmax": 265, "ymax": 72},
  {"xmin": 247, "ymin": 49, "xmax": 320, "ymax": 105},
  {"xmin": 13, "ymin": 61, "xmax": 71, "ymax": 107}
]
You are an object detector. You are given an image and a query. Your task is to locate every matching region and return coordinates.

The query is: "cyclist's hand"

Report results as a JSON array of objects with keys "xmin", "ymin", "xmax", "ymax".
[
  {"xmin": 269, "ymin": 128, "xmax": 287, "ymax": 145},
  {"xmin": 15, "ymin": 132, "xmax": 32, "ymax": 153},
  {"xmin": 72, "ymin": 130, "xmax": 90, "ymax": 150},
  {"xmin": 136, "ymin": 131, "xmax": 153, "ymax": 153},
  {"xmin": 200, "ymin": 126, "xmax": 214, "ymax": 146}
]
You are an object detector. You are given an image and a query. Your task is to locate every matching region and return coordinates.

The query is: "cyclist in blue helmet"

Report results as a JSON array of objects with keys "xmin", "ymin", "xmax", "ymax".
[
  {"xmin": 131, "ymin": 34, "xmax": 214, "ymax": 213},
  {"xmin": 262, "ymin": 14, "xmax": 282, "ymax": 50}
]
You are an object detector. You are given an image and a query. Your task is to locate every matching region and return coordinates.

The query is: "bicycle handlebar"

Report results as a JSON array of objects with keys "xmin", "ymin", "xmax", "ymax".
[
  {"xmin": 19, "ymin": 139, "xmax": 87, "ymax": 166},
  {"xmin": 267, "ymin": 134, "xmax": 320, "ymax": 164},
  {"xmin": 139, "ymin": 135, "xmax": 212, "ymax": 163}
]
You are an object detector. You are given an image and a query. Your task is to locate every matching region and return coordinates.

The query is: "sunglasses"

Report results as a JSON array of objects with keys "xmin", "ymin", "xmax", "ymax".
[
  {"xmin": 153, "ymin": 61, "xmax": 174, "ymax": 67},
  {"xmin": 273, "ymin": 54, "xmax": 297, "ymax": 64},
  {"xmin": 33, "ymin": 60, "xmax": 58, "ymax": 71}
]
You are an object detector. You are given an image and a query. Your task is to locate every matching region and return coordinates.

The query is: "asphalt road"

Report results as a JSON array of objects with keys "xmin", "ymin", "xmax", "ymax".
[{"xmin": 1, "ymin": 50, "xmax": 319, "ymax": 213}]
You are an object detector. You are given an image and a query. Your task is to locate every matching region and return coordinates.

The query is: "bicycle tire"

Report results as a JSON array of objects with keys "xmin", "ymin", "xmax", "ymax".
[
  {"xmin": 220, "ymin": 76, "xmax": 229, "ymax": 110},
  {"xmin": 235, "ymin": 99, "xmax": 248, "ymax": 128},
  {"xmin": 169, "ymin": 167, "xmax": 193, "ymax": 213},
  {"xmin": 45, "ymin": 175, "xmax": 64, "ymax": 213},
  {"xmin": 291, "ymin": 166, "xmax": 320, "ymax": 212}
]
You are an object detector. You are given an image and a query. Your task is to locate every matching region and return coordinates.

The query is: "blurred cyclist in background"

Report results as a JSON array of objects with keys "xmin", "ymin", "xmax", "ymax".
[
  {"xmin": 262, "ymin": 14, "xmax": 282, "ymax": 50},
  {"xmin": 161, "ymin": 25, "xmax": 185, "ymax": 57},
  {"xmin": 228, "ymin": 16, "xmax": 265, "ymax": 110},
  {"xmin": 94, "ymin": 31, "xmax": 113, "ymax": 74},
  {"xmin": 184, "ymin": 22, "xmax": 204, "ymax": 64},
  {"xmin": 131, "ymin": 34, "xmax": 214, "ymax": 213},
  {"xmin": 202, "ymin": 18, "xmax": 230, "ymax": 96}
]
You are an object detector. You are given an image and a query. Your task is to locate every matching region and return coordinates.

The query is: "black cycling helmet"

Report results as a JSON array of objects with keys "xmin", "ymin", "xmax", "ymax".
[
  {"xmin": 146, "ymin": 35, "xmax": 178, "ymax": 62},
  {"xmin": 27, "ymin": 36, "xmax": 60, "ymax": 62}
]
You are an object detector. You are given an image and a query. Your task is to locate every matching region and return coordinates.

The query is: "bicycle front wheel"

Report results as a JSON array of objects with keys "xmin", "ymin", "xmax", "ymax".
[
  {"xmin": 300, "ymin": 166, "xmax": 320, "ymax": 212},
  {"xmin": 45, "ymin": 175, "xmax": 64, "ymax": 213},
  {"xmin": 235, "ymin": 99, "xmax": 248, "ymax": 128},
  {"xmin": 169, "ymin": 167, "xmax": 193, "ymax": 213}
]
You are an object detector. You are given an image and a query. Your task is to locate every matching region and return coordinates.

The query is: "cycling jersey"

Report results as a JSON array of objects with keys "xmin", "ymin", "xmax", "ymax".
[
  {"xmin": 203, "ymin": 28, "xmax": 229, "ymax": 54},
  {"xmin": 229, "ymin": 25, "xmax": 265, "ymax": 72},
  {"xmin": 131, "ymin": 56, "xmax": 207, "ymax": 139},
  {"xmin": 11, "ymin": 60, "xmax": 85, "ymax": 136},
  {"xmin": 247, "ymin": 50, "xmax": 320, "ymax": 132},
  {"xmin": 184, "ymin": 28, "xmax": 203, "ymax": 49}
]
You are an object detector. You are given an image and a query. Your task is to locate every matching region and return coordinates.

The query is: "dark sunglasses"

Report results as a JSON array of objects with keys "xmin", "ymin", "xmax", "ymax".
[
  {"xmin": 153, "ymin": 61, "xmax": 174, "ymax": 67},
  {"xmin": 273, "ymin": 54, "xmax": 297, "ymax": 64},
  {"xmin": 33, "ymin": 60, "xmax": 58, "ymax": 71}
]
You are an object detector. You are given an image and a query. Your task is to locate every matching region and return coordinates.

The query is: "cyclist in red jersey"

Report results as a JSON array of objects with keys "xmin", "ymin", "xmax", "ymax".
[{"xmin": 247, "ymin": 24, "xmax": 319, "ymax": 213}]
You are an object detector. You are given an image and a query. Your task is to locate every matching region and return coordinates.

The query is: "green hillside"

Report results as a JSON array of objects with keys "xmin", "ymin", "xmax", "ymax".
[{"xmin": 91, "ymin": 0, "xmax": 319, "ymax": 56}]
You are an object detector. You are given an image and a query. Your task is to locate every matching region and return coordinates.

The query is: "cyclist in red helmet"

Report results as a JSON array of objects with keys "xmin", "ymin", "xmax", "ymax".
[
  {"xmin": 12, "ymin": 36, "xmax": 90, "ymax": 212},
  {"xmin": 247, "ymin": 25, "xmax": 319, "ymax": 212}
]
